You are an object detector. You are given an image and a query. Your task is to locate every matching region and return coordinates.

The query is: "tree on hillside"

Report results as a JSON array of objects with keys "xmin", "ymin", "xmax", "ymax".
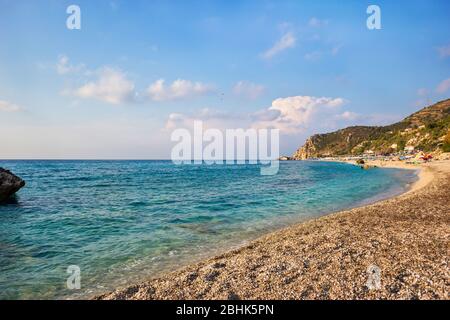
[{"xmin": 443, "ymin": 130, "xmax": 450, "ymax": 152}]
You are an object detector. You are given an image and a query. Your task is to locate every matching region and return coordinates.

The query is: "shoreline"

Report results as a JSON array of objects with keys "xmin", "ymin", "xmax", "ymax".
[
  {"xmin": 338, "ymin": 159, "xmax": 433, "ymax": 194},
  {"xmin": 97, "ymin": 160, "xmax": 449, "ymax": 300}
]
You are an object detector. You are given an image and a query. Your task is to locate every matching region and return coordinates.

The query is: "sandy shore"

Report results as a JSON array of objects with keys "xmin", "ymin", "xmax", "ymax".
[{"xmin": 98, "ymin": 161, "xmax": 449, "ymax": 300}]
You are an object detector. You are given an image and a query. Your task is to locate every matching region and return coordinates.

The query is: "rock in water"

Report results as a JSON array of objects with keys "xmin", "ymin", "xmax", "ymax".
[{"xmin": 0, "ymin": 168, "xmax": 25, "ymax": 202}]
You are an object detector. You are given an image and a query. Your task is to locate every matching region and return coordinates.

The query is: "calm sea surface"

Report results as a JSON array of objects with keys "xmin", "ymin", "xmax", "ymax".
[{"xmin": 0, "ymin": 160, "xmax": 417, "ymax": 299}]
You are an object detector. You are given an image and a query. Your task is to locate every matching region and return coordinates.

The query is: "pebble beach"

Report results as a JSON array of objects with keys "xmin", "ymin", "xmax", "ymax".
[{"xmin": 98, "ymin": 161, "xmax": 450, "ymax": 300}]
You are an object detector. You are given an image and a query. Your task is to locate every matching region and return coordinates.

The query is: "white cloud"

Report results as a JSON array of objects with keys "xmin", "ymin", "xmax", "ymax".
[
  {"xmin": 56, "ymin": 55, "xmax": 86, "ymax": 75},
  {"xmin": 261, "ymin": 32, "xmax": 296, "ymax": 60},
  {"xmin": 58, "ymin": 56, "xmax": 214, "ymax": 105},
  {"xmin": 0, "ymin": 100, "xmax": 21, "ymax": 112},
  {"xmin": 417, "ymin": 88, "xmax": 428, "ymax": 96},
  {"xmin": 336, "ymin": 111, "xmax": 359, "ymax": 121},
  {"xmin": 252, "ymin": 96, "xmax": 346, "ymax": 133},
  {"xmin": 331, "ymin": 44, "xmax": 342, "ymax": 56},
  {"xmin": 304, "ymin": 51, "xmax": 322, "ymax": 61},
  {"xmin": 233, "ymin": 81, "xmax": 265, "ymax": 100},
  {"xmin": 73, "ymin": 67, "xmax": 136, "ymax": 104},
  {"xmin": 308, "ymin": 17, "xmax": 328, "ymax": 28},
  {"xmin": 436, "ymin": 77, "xmax": 450, "ymax": 94},
  {"xmin": 437, "ymin": 44, "xmax": 450, "ymax": 58},
  {"xmin": 147, "ymin": 79, "xmax": 213, "ymax": 101},
  {"xmin": 56, "ymin": 55, "xmax": 70, "ymax": 74},
  {"xmin": 57, "ymin": 56, "xmax": 136, "ymax": 105},
  {"xmin": 165, "ymin": 96, "xmax": 347, "ymax": 135},
  {"xmin": 165, "ymin": 108, "xmax": 243, "ymax": 131},
  {"xmin": 304, "ymin": 44, "xmax": 342, "ymax": 61}
]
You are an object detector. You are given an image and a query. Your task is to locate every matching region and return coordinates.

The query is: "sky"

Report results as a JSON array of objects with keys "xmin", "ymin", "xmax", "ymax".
[{"xmin": 0, "ymin": 0, "xmax": 449, "ymax": 159}]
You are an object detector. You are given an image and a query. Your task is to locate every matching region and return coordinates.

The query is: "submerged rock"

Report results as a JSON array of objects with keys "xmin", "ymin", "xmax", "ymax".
[{"xmin": 0, "ymin": 168, "xmax": 25, "ymax": 202}]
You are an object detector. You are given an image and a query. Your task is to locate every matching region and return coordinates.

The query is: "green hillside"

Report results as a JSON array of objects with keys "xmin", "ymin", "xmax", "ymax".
[{"xmin": 292, "ymin": 99, "xmax": 450, "ymax": 159}]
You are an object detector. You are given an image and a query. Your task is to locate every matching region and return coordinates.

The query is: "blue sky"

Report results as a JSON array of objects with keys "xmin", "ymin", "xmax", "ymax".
[{"xmin": 0, "ymin": 0, "xmax": 449, "ymax": 159}]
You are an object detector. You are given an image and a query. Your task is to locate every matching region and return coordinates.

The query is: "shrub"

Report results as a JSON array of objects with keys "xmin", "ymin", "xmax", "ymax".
[{"xmin": 443, "ymin": 130, "xmax": 450, "ymax": 152}]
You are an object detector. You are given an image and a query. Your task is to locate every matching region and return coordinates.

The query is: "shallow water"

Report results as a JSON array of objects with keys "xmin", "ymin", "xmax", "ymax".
[{"xmin": 0, "ymin": 160, "xmax": 417, "ymax": 299}]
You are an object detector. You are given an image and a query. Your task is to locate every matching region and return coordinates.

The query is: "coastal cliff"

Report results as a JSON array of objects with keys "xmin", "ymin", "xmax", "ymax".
[
  {"xmin": 292, "ymin": 136, "xmax": 318, "ymax": 160},
  {"xmin": 292, "ymin": 99, "xmax": 450, "ymax": 159}
]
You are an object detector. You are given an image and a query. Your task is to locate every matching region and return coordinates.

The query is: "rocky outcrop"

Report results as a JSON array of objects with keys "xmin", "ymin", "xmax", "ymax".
[
  {"xmin": 292, "ymin": 137, "xmax": 318, "ymax": 160},
  {"xmin": 0, "ymin": 168, "xmax": 25, "ymax": 202}
]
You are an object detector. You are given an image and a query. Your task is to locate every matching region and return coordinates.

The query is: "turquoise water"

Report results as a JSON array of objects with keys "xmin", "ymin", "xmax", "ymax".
[{"xmin": 0, "ymin": 160, "xmax": 417, "ymax": 299}]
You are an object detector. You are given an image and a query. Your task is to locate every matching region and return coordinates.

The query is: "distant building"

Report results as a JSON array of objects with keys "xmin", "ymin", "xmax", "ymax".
[{"xmin": 404, "ymin": 145, "xmax": 415, "ymax": 153}]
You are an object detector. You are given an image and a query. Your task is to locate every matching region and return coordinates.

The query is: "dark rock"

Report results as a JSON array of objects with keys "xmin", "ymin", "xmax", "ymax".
[
  {"xmin": 204, "ymin": 270, "xmax": 220, "ymax": 282},
  {"xmin": 227, "ymin": 291, "xmax": 240, "ymax": 300},
  {"xmin": 0, "ymin": 168, "xmax": 25, "ymax": 202},
  {"xmin": 185, "ymin": 272, "xmax": 198, "ymax": 283},
  {"xmin": 212, "ymin": 262, "xmax": 226, "ymax": 269}
]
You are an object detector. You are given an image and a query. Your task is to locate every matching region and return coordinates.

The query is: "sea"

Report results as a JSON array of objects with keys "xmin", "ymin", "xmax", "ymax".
[{"xmin": 0, "ymin": 160, "xmax": 418, "ymax": 299}]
